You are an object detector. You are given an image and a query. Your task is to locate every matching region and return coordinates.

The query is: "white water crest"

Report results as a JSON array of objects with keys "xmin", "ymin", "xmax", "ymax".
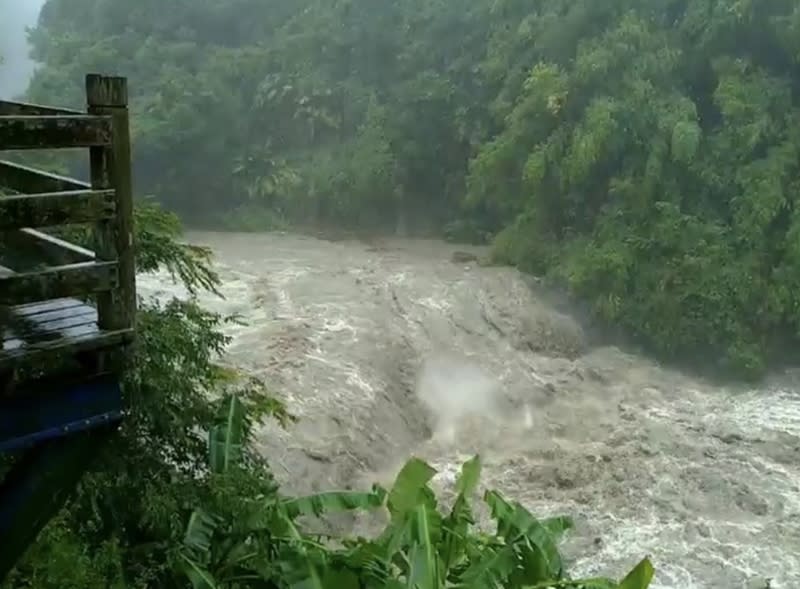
[{"xmin": 139, "ymin": 231, "xmax": 800, "ymax": 589}]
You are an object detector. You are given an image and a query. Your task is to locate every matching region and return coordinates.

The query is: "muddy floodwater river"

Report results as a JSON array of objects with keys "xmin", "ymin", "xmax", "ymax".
[{"xmin": 138, "ymin": 231, "xmax": 800, "ymax": 589}]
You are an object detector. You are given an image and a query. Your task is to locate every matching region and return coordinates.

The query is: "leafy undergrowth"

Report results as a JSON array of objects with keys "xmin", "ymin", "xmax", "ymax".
[{"xmin": 180, "ymin": 396, "xmax": 654, "ymax": 589}]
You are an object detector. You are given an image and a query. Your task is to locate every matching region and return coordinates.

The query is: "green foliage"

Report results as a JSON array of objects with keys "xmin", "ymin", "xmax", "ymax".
[
  {"xmin": 26, "ymin": 0, "xmax": 800, "ymax": 371},
  {"xmin": 465, "ymin": 0, "xmax": 800, "ymax": 376},
  {"xmin": 176, "ymin": 395, "xmax": 654, "ymax": 589},
  {"xmin": 3, "ymin": 202, "xmax": 290, "ymax": 589}
]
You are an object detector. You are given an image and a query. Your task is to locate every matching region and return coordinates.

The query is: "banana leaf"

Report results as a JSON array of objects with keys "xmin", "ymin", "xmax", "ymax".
[
  {"xmin": 386, "ymin": 457, "xmax": 437, "ymax": 521},
  {"xmin": 208, "ymin": 394, "xmax": 246, "ymax": 474},
  {"xmin": 281, "ymin": 485, "xmax": 387, "ymax": 520}
]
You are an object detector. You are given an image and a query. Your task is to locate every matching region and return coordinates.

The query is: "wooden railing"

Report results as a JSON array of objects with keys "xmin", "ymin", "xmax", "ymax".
[{"xmin": 0, "ymin": 75, "xmax": 136, "ymax": 367}]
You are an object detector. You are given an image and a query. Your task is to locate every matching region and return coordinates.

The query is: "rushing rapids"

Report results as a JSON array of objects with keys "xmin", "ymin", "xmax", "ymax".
[{"xmin": 139, "ymin": 231, "xmax": 800, "ymax": 589}]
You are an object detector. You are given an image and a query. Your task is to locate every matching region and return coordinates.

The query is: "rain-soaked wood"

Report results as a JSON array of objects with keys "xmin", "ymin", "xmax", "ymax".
[
  {"xmin": 0, "ymin": 327, "xmax": 132, "ymax": 372},
  {"xmin": 0, "ymin": 297, "xmax": 134, "ymax": 371},
  {"xmin": 0, "ymin": 160, "xmax": 89, "ymax": 194},
  {"xmin": 0, "ymin": 261, "xmax": 117, "ymax": 305},
  {"xmin": 0, "ymin": 190, "xmax": 115, "ymax": 230},
  {"xmin": 0, "ymin": 100, "xmax": 84, "ymax": 117},
  {"xmin": 3, "ymin": 229, "xmax": 95, "ymax": 267},
  {"xmin": 0, "ymin": 115, "xmax": 112, "ymax": 151},
  {"xmin": 87, "ymin": 74, "xmax": 136, "ymax": 335},
  {"xmin": 0, "ymin": 74, "xmax": 136, "ymax": 377}
]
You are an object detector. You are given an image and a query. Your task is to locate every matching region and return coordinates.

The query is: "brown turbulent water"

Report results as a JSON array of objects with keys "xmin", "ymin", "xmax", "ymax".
[{"xmin": 138, "ymin": 231, "xmax": 800, "ymax": 589}]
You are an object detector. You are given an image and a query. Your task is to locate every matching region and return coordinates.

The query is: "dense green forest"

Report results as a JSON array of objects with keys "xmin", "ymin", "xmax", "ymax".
[{"xmin": 24, "ymin": 0, "xmax": 800, "ymax": 376}]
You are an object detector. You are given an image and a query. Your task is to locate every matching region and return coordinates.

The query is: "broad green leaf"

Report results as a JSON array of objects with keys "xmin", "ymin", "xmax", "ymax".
[
  {"xmin": 281, "ymin": 485, "xmax": 387, "ymax": 519},
  {"xmin": 484, "ymin": 490, "xmax": 571, "ymax": 582},
  {"xmin": 406, "ymin": 502, "xmax": 442, "ymax": 589},
  {"xmin": 219, "ymin": 540, "xmax": 258, "ymax": 570},
  {"xmin": 406, "ymin": 502, "xmax": 443, "ymax": 589},
  {"xmin": 540, "ymin": 515, "xmax": 574, "ymax": 539},
  {"xmin": 208, "ymin": 395, "xmax": 246, "ymax": 474},
  {"xmin": 179, "ymin": 553, "xmax": 218, "ymax": 589},
  {"xmin": 454, "ymin": 455, "xmax": 482, "ymax": 496},
  {"xmin": 574, "ymin": 580, "xmax": 618, "ymax": 589},
  {"xmin": 387, "ymin": 458, "xmax": 438, "ymax": 520},
  {"xmin": 275, "ymin": 509, "xmax": 326, "ymax": 589},
  {"xmin": 241, "ymin": 499, "xmax": 284, "ymax": 534},
  {"xmin": 527, "ymin": 579, "xmax": 617, "ymax": 588},
  {"xmin": 182, "ymin": 508, "xmax": 218, "ymax": 559},
  {"xmin": 440, "ymin": 495, "xmax": 474, "ymax": 573},
  {"xmin": 407, "ymin": 544, "xmax": 440, "ymax": 589},
  {"xmin": 342, "ymin": 541, "xmax": 393, "ymax": 587},
  {"xmin": 409, "ymin": 488, "xmax": 443, "ymax": 543},
  {"xmin": 441, "ymin": 456, "xmax": 482, "ymax": 572},
  {"xmin": 618, "ymin": 557, "xmax": 655, "ymax": 589},
  {"xmin": 453, "ymin": 544, "xmax": 516, "ymax": 589},
  {"xmin": 320, "ymin": 568, "xmax": 361, "ymax": 589}
]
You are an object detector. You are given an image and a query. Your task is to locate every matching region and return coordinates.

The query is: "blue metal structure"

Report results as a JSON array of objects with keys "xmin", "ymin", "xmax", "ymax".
[{"xmin": 0, "ymin": 373, "xmax": 124, "ymax": 452}]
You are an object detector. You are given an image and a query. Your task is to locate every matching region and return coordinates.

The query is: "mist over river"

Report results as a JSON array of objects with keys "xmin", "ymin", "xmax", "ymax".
[{"xmin": 138, "ymin": 231, "xmax": 800, "ymax": 589}]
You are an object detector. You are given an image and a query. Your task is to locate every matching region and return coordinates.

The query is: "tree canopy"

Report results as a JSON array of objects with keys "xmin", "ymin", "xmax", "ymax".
[{"xmin": 25, "ymin": 1, "xmax": 800, "ymax": 371}]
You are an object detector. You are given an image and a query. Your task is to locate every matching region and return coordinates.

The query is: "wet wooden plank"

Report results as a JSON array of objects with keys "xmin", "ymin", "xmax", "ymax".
[
  {"xmin": 3, "ymin": 297, "xmax": 96, "ymax": 346},
  {"xmin": 0, "ymin": 160, "xmax": 89, "ymax": 193},
  {"xmin": 0, "ymin": 160, "xmax": 92, "ymax": 193},
  {"xmin": 0, "ymin": 115, "xmax": 112, "ymax": 150},
  {"xmin": 4, "ymin": 323, "xmax": 97, "ymax": 351},
  {"xmin": 87, "ymin": 74, "xmax": 136, "ymax": 336},
  {"xmin": 25, "ymin": 311, "xmax": 96, "ymax": 333},
  {"xmin": 14, "ymin": 299, "xmax": 88, "ymax": 317},
  {"xmin": 0, "ymin": 100, "xmax": 84, "ymax": 117},
  {"xmin": 0, "ymin": 295, "xmax": 132, "ymax": 370},
  {"xmin": 0, "ymin": 189, "xmax": 115, "ymax": 230},
  {"xmin": 2, "ymin": 300, "xmax": 92, "ymax": 341},
  {"xmin": 1, "ymin": 229, "xmax": 96, "ymax": 267},
  {"xmin": 10, "ymin": 307, "xmax": 96, "ymax": 334},
  {"xmin": 0, "ymin": 261, "xmax": 117, "ymax": 305},
  {"xmin": 0, "ymin": 327, "xmax": 132, "ymax": 369}
]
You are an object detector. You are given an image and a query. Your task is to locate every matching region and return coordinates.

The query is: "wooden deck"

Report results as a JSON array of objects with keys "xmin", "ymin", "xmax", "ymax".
[
  {"xmin": 0, "ymin": 74, "xmax": 136, "ymax": 377},
  {"xmin": 0, "ymin": 298, "xmax": 132, "ymax": 370}
]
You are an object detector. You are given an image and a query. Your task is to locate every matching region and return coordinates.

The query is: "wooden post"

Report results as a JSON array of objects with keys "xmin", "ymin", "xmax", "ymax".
[{"xmin": 85, "ymin": 75, "xmax": 136, "ymax": 336}]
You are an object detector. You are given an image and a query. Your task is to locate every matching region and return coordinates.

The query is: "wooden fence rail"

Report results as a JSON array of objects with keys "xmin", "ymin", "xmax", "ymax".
[
  {"xmin": 0, "ymin": 115, "xmax": 113, "ymax": 150},
  {"xmin": 0, "ymin": 100, "xmax": 84, "ymax": 117},
  {"xmin": 0, "ymin": 74, "xmax": 136, "ymax": 370},
  {"xmin": 0, "ymin": 160, "xmax": 91, "ymax": 193}
]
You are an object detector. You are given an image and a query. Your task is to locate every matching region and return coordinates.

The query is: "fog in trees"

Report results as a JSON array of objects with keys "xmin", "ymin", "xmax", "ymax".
[{"xmin": 0, "ymin": 0, "xmax": 44, "ymax": 98}]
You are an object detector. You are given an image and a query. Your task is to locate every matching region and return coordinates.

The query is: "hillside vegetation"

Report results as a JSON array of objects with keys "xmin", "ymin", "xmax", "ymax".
[{"xmin": 25, "ymin": 0, "xmax": 800, "ymax": 372}]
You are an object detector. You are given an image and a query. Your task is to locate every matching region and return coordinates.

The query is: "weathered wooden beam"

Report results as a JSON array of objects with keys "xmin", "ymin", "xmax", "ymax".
[
  {"xmin": 0, "ymin": 189, "xmax": 115, "ymax": 230},
  {"xmin": 0, "ymin": 115, "xmax": 112, "ymax": 150},
  {"xmin": 0, "ymin": 260, "xmax": 117, "ymax": 305},
  {"xmin": 2, "ymin": 228, "xmax": 96, "ymax": 267},
  {"xmin": 87, "ymin": 74, "xmax": 136, "ymax": 335},
  {"xmin": 0, "ymin": 159, "xmax": 89, "ymax": 193},
  {"xmin": 0, "ymin": 328, "xmax": 133, "ymax": 370},
  {"xmin": 0, "ymin": 100, "xmax": 84, "ymax": 117}
]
